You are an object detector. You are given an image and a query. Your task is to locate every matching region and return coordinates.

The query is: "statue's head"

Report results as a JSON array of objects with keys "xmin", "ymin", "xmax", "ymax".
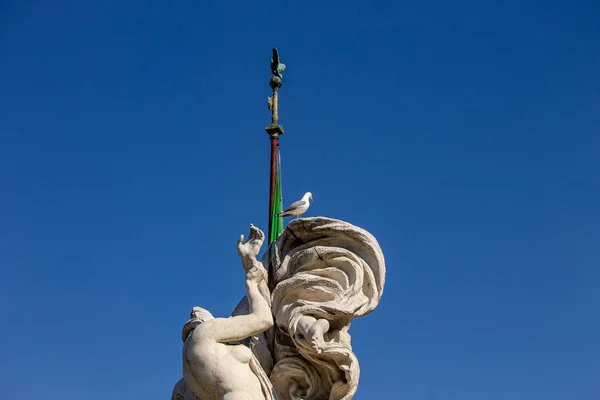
[
  {"xmin": 190, "ymin": 306, "xmax": 213, "ymax": 322},
  {"xmin": 181, "ymin": 306, "xmax": 214, "ymax": 342}
]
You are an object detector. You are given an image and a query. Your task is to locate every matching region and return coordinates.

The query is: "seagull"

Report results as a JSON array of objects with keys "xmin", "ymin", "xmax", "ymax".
[{"xmin": 278, "ymin": 192, "xmax": 314, "ymax": 218}]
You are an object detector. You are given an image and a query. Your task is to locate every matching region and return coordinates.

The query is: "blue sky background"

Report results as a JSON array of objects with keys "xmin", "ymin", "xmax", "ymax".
[{"xmin": 1, "ymin": 1, "xmax": 599, "ymax": 399}]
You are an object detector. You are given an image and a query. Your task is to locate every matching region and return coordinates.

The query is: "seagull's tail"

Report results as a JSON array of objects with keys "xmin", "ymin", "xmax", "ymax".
[{"xmin": 277, "ymin": 211, "xmax": 291, "ymax": 217}]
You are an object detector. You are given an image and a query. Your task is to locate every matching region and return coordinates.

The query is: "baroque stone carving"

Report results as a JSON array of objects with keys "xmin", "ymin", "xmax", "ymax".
[
  {"xmin": 172, "ymin": 217, "xmax": 385, "ymax": 400},
  {"xmin": 265, "ymin": 217, "xmax": 385, "ymax": 400}
]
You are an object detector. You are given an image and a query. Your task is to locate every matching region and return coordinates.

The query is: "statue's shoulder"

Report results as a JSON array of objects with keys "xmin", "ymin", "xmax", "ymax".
[{"xmin": 189, "ymin": 320, "xmax": 217, "ymax": 340}]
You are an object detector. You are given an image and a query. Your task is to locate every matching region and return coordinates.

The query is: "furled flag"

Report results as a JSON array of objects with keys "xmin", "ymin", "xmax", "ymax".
[{"xmin": 269, "ymin": 149, "xmax": 284, "ymax": 244}]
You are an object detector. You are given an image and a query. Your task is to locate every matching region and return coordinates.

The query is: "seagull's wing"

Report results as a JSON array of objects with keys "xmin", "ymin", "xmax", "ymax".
[{"xmin": 282, "ymin": 199, "xmax": 307, "ymax": 213}]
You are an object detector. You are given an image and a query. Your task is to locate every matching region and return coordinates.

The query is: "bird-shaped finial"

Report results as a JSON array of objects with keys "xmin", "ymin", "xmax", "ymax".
[{"xmin": 270, "ymin": 48, "xmax": 286, "ymax": 80}]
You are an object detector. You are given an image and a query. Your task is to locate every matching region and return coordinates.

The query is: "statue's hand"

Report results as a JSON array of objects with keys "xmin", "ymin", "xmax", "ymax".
[{"xmin": 237, "ymin": 224, "xmax": 265, "ymax": 268}]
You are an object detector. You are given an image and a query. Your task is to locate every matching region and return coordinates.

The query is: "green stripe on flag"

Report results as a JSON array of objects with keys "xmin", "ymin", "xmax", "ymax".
[{"xmin": 270, "ymin": 149, "xmax": 284, "ymax": 244}]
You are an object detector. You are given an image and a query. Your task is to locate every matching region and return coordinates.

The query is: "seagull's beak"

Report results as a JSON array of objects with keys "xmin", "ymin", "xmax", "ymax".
[{"xmin": 310, "ymin": 195, "xmax": 314, "ymax": 202}]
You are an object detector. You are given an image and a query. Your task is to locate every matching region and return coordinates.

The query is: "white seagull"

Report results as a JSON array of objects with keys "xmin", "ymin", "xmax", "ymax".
[{"xmin": 278, "ymin": 192, "xmax": 314, "ymax": 218}]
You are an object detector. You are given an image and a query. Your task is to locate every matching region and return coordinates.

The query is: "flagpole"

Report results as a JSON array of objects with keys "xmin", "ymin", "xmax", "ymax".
[{"xmin": 266, "ymin": 48, "xmax": 285, "ymax": 243}]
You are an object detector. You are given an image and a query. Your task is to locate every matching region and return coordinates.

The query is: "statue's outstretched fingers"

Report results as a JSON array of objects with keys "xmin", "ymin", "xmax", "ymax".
[
  {"xmin": 236, "ymin": 235, "xmax": 245, "ymax": 255},
  {"xmin": 247, "ymin": 225, "xmax": 256, "ymax": 239}
]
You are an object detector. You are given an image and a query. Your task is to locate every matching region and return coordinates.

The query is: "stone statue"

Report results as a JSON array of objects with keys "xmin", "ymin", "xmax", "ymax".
[
  {"xmin": 174, "ymin": 224, "xmax": 278, "ymax": 400},
  {"xmin": 172, "ymin": 218, "xmax": 386, "ymax": 400}
]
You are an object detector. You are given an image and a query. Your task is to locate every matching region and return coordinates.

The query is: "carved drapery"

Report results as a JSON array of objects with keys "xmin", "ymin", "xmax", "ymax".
[{"xmin": 264, "ymin": 217, "xmax": 385, "ymax": 400}]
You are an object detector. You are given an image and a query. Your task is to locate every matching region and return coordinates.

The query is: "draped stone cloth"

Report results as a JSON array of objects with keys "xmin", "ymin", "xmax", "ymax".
[{"xmin": 263, "ymin": 217, "xmax": 386, "ymax": 400}]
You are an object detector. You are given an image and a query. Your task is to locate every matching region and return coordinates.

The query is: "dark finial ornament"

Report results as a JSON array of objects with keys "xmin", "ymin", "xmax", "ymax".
[
  {"xmin": 269, "ymin": 48, "xmax": 286, "ymax": 90},
  {"xmin": 265, "ymin": 47, "xmax": 285, "ymax": 138}
]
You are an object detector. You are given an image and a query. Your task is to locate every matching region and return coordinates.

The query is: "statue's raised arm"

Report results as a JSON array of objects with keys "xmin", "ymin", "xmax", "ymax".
[{"xmin": 176, "ymin": 225, "xmax": 277, "ymax": 400}]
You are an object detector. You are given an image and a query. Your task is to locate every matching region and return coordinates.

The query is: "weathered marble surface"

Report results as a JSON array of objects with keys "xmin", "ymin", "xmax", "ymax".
[
  {"xmin": 265, "ymin": 217, "xmax": 385, "ymax": 400},
  {"xmin": 172, "ymin": 217, "xmax": 385, "ymax": 400}
]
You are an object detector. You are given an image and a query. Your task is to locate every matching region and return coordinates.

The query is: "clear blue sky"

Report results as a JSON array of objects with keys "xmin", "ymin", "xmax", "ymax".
[{"xmin": 1, "ymin": 1, "xmax": 598, "ymax": 399}]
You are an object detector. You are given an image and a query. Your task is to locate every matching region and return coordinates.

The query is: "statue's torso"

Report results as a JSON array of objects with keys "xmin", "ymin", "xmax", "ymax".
[{"xmin": 183, "ymin": 330, "xmax": 264, "ymax": 400}]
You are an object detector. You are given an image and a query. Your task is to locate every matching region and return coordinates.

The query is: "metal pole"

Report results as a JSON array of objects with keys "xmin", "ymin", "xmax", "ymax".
[{"xmin": 265, "ymin": 48, "xmax": 285, "ymax": 242}]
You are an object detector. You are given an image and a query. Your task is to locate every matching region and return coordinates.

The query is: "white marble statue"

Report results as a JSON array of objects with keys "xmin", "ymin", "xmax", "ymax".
[
  {"xmin": 172, "ymin": 217, "xmax": 386, "ymax": 400},
  {"xmin": 174, "ymin": 224, "xmax": 277, "ymax": 400}
]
